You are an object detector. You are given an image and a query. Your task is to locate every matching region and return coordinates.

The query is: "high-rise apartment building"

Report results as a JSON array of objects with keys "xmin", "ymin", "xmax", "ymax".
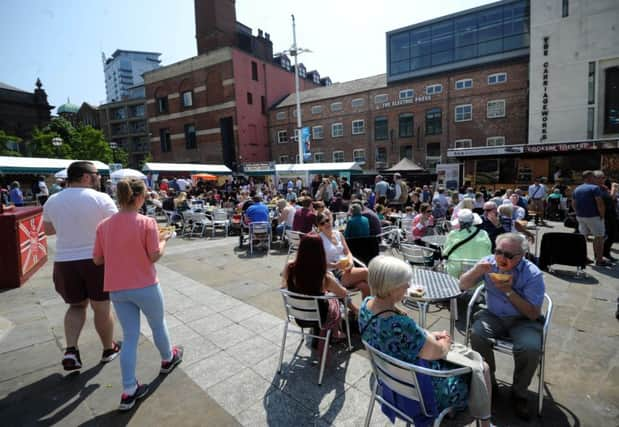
[{"xmin": 102, "ymin": 50, "xmax": 161, "ymax": 102}]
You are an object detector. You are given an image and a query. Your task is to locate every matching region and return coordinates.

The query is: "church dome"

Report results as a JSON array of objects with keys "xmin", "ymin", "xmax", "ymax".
[{"xmin": 57, "ymin": 98, "xmax": 79, "ymax": 114}]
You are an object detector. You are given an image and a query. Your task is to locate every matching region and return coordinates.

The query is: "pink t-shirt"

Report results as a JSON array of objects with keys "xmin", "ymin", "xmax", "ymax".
[{"xmin": 93, "ymin": 212, "xmax": 160, "ymax": 292}]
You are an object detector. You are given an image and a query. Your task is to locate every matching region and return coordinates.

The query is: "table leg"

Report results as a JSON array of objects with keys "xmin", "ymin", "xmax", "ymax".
[
  {"xmin": 419, "ymin": 302, "xmax": 428, "ymax": 328},
  {"xmin": 449, "ymin": 298, "xmax": 457, "ymax": 338}
]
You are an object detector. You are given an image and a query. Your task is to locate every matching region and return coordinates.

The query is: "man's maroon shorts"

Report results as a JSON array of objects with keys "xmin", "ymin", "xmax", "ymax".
[{"xmin": 53, "ymin": 259, "xmax": 109, "ymax": 304}]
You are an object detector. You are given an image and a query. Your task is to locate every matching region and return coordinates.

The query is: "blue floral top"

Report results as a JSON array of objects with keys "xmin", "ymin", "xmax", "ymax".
[{"xmin": 359, "ymin": 297, "xmax": 469, "ymax": 412}]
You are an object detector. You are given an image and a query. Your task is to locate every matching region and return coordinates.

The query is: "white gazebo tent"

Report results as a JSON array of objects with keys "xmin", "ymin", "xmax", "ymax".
[
  {"xmin": 142, "ymin": 162, "xmax": 232, "ymax": 176},
  {"xmin": 0, "ymin": 156, "xmax": 110, "ymax": 175}
]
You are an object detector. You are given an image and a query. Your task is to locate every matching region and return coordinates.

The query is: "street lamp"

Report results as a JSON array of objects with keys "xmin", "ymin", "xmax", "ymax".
[
  {"xmin": 51, "ymin": 137, "xmax": 63, "ymax": 158},
  {"xmin": 109, "ymin": 141, "xmax": 118, "ymax": 163}
]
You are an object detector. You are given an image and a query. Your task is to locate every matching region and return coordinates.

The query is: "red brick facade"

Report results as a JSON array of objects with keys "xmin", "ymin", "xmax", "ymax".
[{"xmin": 269, "ymin": 59, "xmax": 529, "ymax": 172}]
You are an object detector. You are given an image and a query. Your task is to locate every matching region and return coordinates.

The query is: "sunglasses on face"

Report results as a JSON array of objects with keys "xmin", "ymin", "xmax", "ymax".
[
  {"xmin": 319, "ymin": 219, "xmax": 330, "ymax": 226},
  {"xmin": 494, "ymin": 248, "xmax": 520, "ymax": 260}
]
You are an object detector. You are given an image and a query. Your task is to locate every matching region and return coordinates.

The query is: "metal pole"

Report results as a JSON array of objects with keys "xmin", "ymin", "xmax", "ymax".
[{"xmin": 291, "ymin": 14, "xmax": 303, "ymax": 164}]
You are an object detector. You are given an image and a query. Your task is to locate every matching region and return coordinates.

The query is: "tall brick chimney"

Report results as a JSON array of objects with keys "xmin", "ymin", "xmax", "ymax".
[{"xmin": 195, "ymin": 0, "xmax": 237, "ymax": 55}]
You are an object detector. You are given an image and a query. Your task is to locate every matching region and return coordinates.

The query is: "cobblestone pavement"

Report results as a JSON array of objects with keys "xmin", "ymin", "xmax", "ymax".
[{"xmin": 1, "ymin": 220, "xmax": 617, "ymax": 426}]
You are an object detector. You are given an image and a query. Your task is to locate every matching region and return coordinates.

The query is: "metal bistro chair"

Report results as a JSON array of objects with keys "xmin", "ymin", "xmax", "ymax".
[
  {"xmin": 465, "ymin": 285, "xmax": 554, "ymax": 416},
  {"xmin": 278, "ymin": 289, "xmax": 354, "ymax": 385},
  {"xmin": 399, "ymin": 242, "xmax": 436, "ymax": 269},
  {"xmin": 362, "ymin": 340, "xmax": 472, "ymax": 427},
  {"xmin": 212, "ymin": 208, "xmax": 230, "ymax": 237},
  {"xmin": 190, "ymin": 212, "xmax": 214, "ymax": 237},
  {"xmin": 400, "ymin": 218, "xmax": 414, "ymax": 243},
  {"xmin": 249, "ymin": 221, "xmax": 271, "ymax": 255},
  {"xmin": 284, "ymin": 230, "xmax": 304, "ymax": 263}
]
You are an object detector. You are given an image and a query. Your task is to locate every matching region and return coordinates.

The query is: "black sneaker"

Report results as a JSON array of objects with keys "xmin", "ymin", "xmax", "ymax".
[
  {"xmin": 101, "ymin": 341, "xmax": 122, "ymax": 364},
  {"xmin": 62, "ymin": 347, "xmax": 82, "ymax": 371},
  {"xmin": 118, "ymin": 383, "xmax": 149, "ymax": 411},
  {"xmin": 160, "ymin": 345, "xmax": 184, "ymax": 374}
]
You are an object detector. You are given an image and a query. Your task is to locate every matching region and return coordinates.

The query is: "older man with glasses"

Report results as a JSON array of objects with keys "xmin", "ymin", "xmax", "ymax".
[
  {"xmin": 478, "ymin": 201, "xmax": 506, "ymax": 251},
  {"xmin": 459, "ymin": 232, "xmax": 545, "ymax": 420}
]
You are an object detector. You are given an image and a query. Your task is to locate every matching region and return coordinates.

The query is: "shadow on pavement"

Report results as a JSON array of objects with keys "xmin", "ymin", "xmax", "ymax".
[{"xmin": 0, "ymin": 364, "xmax": 104, "ymax": 426}]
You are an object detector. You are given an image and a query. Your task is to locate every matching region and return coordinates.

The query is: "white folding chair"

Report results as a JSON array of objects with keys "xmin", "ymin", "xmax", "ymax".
[
  {"xmin": 362, "ymin": 340, "xmax": 472, "ymax": 427},
  {"xmin": 465, "ymin": 285, "xmax": 554, "ymax": 416},
  {"xmin": 212, "ymin": 208, "xmax": 230, "ymax": 237},
  {"xmin": 249, "ymin": 221, "xmax": 271, "ymax": 255},
  {"xmin": 284, "ymin": 230, "xmax": 304, "ymax": 263},
  {"xmin": 278, "ymin": 289, "xmax": 353, "ymax": 385}
]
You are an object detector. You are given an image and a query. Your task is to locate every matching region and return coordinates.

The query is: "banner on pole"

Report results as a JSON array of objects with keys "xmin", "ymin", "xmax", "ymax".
[{"xmin": 301, "ymin": 127, "xmax": 311, "ymax": 161}]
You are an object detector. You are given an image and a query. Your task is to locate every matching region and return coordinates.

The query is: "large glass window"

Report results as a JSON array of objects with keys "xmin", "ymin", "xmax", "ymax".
[
  {"xmin": 388, "ymin": 0, "xmax": 529, "ymax": 77},
  {"xmin": 332, "ymin": 123, "xmax": 344, "ymax": 138},
  {"xmin": 399, "ymin": 113, "xmax": 414, "ymax": 137},
  {"xmin": 376, "ymin": 147, "xmax": 387, "ymax": 163},
  {"xmin": 184, "ymin": 124, "xmax": 197, "ymax": 149},
  {"xmin": 588, "ymin": 62, "xmax": 596, "ymax": 105},
  {"xmin": 312, "ymin": 125, "xmax": 324, "ymax": 140},
  {"xmin": 352, "ymin": 120, "xmax": 365, "ymax": 135},
  {"xmin": 333, "ymin": 151, "xmax": 345, "ymax": 162},
  {"xmin": 455, "ymin": 104, "xmax": 472, "ymax": 122},
  {"xmin": 160, "ymin": 128, "xmax": 171, "ymax": 153},
  {"xmin": 425, "ymin": 108, "xmax": 442, "ymax": 135},
  {"xmin": 374, "ymin": 117, "xmax": 388, "ymax": 140},
  {"xmin": 604, "ymin": 66, "xmax": 619, "ymax": 134}
]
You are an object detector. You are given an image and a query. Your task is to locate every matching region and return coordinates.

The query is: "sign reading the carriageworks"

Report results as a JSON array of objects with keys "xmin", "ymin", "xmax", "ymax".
[
  {"xmin": 540, "ymin": 36, "xmax": 550, "ymax": 142},
  {"xmin": 375, "ymin": 95, "xmax": 432, "ymax": 110}
]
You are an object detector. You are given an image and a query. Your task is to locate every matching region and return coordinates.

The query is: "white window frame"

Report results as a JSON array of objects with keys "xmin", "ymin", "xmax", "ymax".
[
  {"xmin": 313, "ymin": 152, "xmax": 324, "ymax": 163},
  {"xmin": 330, "ymin": 102, "xmax": 343, "ymax": 112},
  {"xmin": 279, "ymin": 154, "xmax": 289, "ymax": 163},
  {"xmin": 351, "ymin": 97, "xmax": 365, "ymax": 108},
  {"xmin": 277, "ymin": 130, "xmax": 288, "ymax": 144},
  {"xmin": 454, "ymin": 139, "xmax": 472, "ymax": 149},
  {"xmin": 182, "ymin": 91, "xmax": 193, "ymax": 107},
  {"xmin": 399, "ymin": 89, "xmax": 414, "ymax": 100},
  {"xmin": 488, "ymin": 72, "xmax": 507, "ymax": 85},
  {"xmin": 352, "ymin": 119, "xmax": 365, "ymax": 135},
  {"xmin": 455, "ymin": 104, "xmax": 472, "ymax": 122},
  {"xmin": 487, "ymin": 99, "xmax": 506, "ymax": 118},
  {"xmin": 486, "ymin": 136, "xmax": 505, "ymax": 146},
  {"xmin": 455, "ymin": 78, "xmax": 473, "ymax": 90},
  {"xmin": 312, "ymin": 125, "xmax": 324, "ymax": 140},
  {"xmin": 311, "ymin": 105, "xmax": 323, "ymax": 115},
  {"xmin": 353, "ymin": 149, "xmax": 366, "ymax": 164},
  {"xmin": 374, "ymin": 94, "xmax": 389, "ymax": 104},
  {"xmin": 425, "ymin": 84, "xmax": 443, "ymax": 95},
  {"xmin": 332, "ymin": 122, "xmax": 344, "ymax": 138},
  {"xmin": 332, "ymin": 150, "xmax": 345, "ymax": 162},
  {"xmin": 276, "ymin": 111, "xmax": 287, "ymax": 120}
]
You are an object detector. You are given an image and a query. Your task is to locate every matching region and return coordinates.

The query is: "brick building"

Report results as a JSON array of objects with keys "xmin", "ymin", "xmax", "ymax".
[
  {"xmin": 143, "ymin": 0, "xmax": 324, "ymax": 172},
  {"xmin": 269, "ymin": 0, "xmax": 530, "ymax": 178}
]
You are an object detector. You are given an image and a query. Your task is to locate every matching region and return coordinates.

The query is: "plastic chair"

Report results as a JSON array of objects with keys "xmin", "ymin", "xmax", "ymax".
[
  {"xmin": 212, "ymin": 208, "xmax": 230, "ymax": 237},
  {"xmin": 249, "ymin": 221, "xmax": 271, "ymax": 255},
  {"xmin": 284, "ymin": 230, "xmax": 304, "ymax": 262},
  {"xmin": 362, "ymin": 340, "xmax": 472, "ymax": 427},
  {"xmin": 465, "ymin": 285, "xmax": 554, "ymax": 416},
  {"xmin": 278, "ymin": 289, "xmax": 354, "ymax": 385}
]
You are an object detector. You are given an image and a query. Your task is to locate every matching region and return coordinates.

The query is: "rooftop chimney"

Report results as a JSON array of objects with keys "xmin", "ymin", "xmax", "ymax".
[{"xmin": 195, "ymin": 0, "xmax": 237, "ymax": 54}]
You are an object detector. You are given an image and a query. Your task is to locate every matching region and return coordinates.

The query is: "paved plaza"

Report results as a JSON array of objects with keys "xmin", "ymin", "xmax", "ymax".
[{"xmin": 1, "ymin": 222, "xmax": 618, "ymax": 426}]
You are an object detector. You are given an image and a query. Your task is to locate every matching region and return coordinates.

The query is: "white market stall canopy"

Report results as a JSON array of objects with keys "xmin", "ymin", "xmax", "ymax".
[
  {"xmin": 143, "ymin": 162, "xmax": 232, "ymax": 175},
  {"xmin": 243, "ymin": 162, "xmax": 362, "ymax": 176},
  {"xmin": 0, "ymin": 156, "xmax": 110, "ymax": 175}
]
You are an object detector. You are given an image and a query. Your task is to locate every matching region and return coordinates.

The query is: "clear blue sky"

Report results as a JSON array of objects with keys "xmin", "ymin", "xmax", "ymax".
[{"xmin": 0, "ymin": 0, "xmax": 493, "ymax": 113}]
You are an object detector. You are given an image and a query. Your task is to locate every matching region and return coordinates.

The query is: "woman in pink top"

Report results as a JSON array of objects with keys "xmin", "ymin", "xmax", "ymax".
[
  {"xmin": 93, "ymin": 178, "xmax": 183, "ymax": 411},
  {"xmin": 411, "ymin": 202, "xmax": 435, "ymax": 244}
]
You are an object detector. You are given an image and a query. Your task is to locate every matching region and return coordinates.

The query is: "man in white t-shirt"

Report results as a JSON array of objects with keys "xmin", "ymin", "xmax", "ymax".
[
  {"xmin": 43, "ymin": 161, "xmax": 120, "ymax": 371},
  {"xmin": 37, "ymin": 176, "xmax": 50, "ymax": 205},
  {"xmin": 176, "ymin": 177, "xmax": 190, "ymax": 192}
]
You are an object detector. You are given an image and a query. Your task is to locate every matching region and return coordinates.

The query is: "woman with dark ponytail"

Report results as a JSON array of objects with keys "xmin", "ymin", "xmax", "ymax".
[{"xmin": 93, "ymin": 178, "xmax": 183, "ymax": 411}]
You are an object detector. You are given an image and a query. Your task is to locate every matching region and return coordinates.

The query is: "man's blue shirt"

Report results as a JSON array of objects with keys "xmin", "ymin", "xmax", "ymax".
[
  {"xmin": 246, "ymin": 202, "xmax": 269, "ymax": 222},
  {"xmin": 573, "ymin": 183, "xmax": 601, "ymax": 217},
  {"xmin": 481, "ymin": 255, "xmax": 545, "ymax": 317}
]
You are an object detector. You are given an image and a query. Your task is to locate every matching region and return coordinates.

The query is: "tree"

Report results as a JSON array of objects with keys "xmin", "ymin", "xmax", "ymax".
[{"xmin": 0, "ymin": 130, "xmax": 23, "ymax": 156}]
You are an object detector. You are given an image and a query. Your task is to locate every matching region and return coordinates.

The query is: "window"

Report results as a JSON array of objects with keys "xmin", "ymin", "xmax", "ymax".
[
  {"xmin": 455, "ymin": 104, "xmax": 472, "ymax": 122},
  {"xmin": 425, "ymin": 84, "xmax": 443, "ymax": 95},
  {"xmin": 314, "ymin": 152, "xmax": 324, "ymax": 163},
  {"xmin": 246, "ymin": 92, "xmax": 253, "ymax": 105},
  {"xmin": 184, "ymin": 124, "xmax": 197, "ymax": 149},
  {"xmin": 159, "ymin": 128, "xmax": 171, "ymax": 152},
  {"xmin": 454, "ymin": 139, "xmax": 472, "ymax": 148},
  {"xmin": 604, "ymin": 66, "xmax": 619, "ymax": 134},
  {"xmin": 279, "ymin": 155, "xmax": 289, "ymax": 163},
  {"xmin": 376, "ymin": 147, "xmax": 387, "ymax": 163},
  {"xmin": 311, "ymin": 105, "xmax": 323, "ymax": 115},
  {"xmin": 251, "ymin": 61, "xmax": 258, "ymax": 81},
  {"xmin": 353, "ymin": 149, "xmax": 366, "ymax": 164},
  {"xmin": 276, "ymin": 111, "xmax": 287, "ymax": 120},
  {"xmin": 277, "ymin": 130, "xmax": 288, "ymax": 144},
  {"xmin": 399, "ymin": 89, "xmax": 414, "ymax": 99},
  {"xmin": 487, "ymin": 100, "xmax": 506, "ymax": 118},
  {"xmin": 488, "ymin": 72, "xmax": 507, "ymax": 85},
  {"xmin": 486, "ymin": 136, "xmax": 505, "ymax": 146},
  {"xmin": 587, "ymin": 107, "xmax": 595, "ymax": 139},
  {"xmin": 399, "ymin": 113, "xmax": 414, "ymax": 137},
  {"xmin": 330, "ymin": 102, "xmax": 343, "ymax": 112},
  {"xmin": 332, "ymin": 151, "xmax": 345, "ymax": 162},
  {"xmin": 455, "ymin": 78, "xmax": 473, "ymax": 90},
  {"xmin": 562, "ymin": 0, "xmax": 569, "ymax": 17},
  {"xmin": 588, "ymin": 62, "xmax": 595, "ymax": 105},
  {"xmin": 400, "ymin": 145, "xmax": 413, "ymax": 160},
  {"xmin": 426, "ymin": 143, "xmax": 441, "ymax": 171},
  {"xmin": 156, "ymin": 96, "xmax": 168, "ymax": 113},
  {"xmin": 332, "ymin": 122, "xmax": 344, "ymax": 137},
  {"xmin": 351, "ymin": 98, "xmax": 365, "ymax": 108},
  {"xmin": 312, "ymin": 125, "xmax": 324, "ymax": 140},
  {"xmin": 181, "ymin": 91, "xmax": 193, "ymax": 108},
  {"xmin": 374, "ymin": 94, "xmax": 389, "ymax": 104},
  {"xmin": 352, "ymin": 119, "xmax": 365, "ymax": 135},
  {"xmin": 425, "ymin": 108, "xmax": 442, "ymax": 135},
  {"xmin": 374, "ymin": 116, "xmax": 388, "ymax": 140}
]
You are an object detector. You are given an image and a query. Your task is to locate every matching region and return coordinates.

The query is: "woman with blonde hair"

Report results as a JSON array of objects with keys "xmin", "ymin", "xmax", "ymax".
[
  {"xmin": 359, "ymin": 255, "xmax": 493, "ymax": 427},
  {"xmin": 93, "ymin": 178, "xmax": 183, "ymax": 411}
]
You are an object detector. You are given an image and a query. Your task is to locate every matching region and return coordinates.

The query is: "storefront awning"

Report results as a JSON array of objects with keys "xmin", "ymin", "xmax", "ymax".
[
  {"xmin": 242, "ymin": 162, "xmax": 363, "ymax": 176},
  {"xmin": 0, "ymin": 156, "xmax": 110, "ymax": 175},
  {"xmin": 142, "ymin": 162, "xmax": 232, "ymax": 175}
]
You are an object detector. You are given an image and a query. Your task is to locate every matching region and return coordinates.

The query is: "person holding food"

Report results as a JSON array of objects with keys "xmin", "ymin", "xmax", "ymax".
[{"xmin": 459, "ymin": 232, "xmax": 545, "ymax": 420}]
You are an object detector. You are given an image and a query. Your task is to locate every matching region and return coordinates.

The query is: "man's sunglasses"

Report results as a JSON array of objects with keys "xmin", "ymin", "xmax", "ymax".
[{"xmin": 494, "ymin": 248, "xmax": 520, "ymax": 260}]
